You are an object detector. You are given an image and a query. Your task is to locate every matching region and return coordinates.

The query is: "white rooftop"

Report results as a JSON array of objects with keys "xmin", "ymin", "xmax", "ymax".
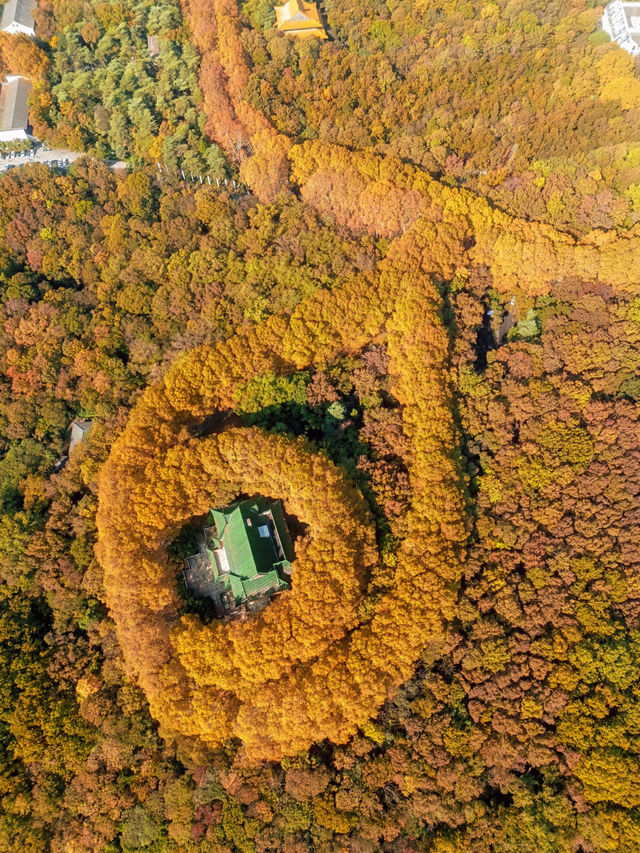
[
  {"xmin": 602, "ymin": 0, "xmax": 640, "ymax": 55},
  {"xmin": 0, "ymin": 0, "xmax": 36, "ymax": 36}
]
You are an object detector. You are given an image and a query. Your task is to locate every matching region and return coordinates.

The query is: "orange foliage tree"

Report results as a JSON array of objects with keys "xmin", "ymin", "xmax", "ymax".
[
  {"xmin": 289, "ymin": 140, "xmax": 640, "ymax": 295},
  {"xmin": 179, "ymin": 0, "xmax": 291, "ymax": 201},
  {"xmin": 0, "ymin": 33, "xmax": 49, "ymax": 81}
]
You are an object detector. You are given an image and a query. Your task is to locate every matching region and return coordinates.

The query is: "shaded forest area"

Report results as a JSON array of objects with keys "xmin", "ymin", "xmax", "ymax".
[
  {"xmin": 192, "ymin": 0, "xmax": 640, "ymax": 231},
  {"xmin": 0, "ymin": 159, "xmax": 639, "ymax": 851},
  {"xmin": 0, "ymin": 161, "xmax": 386, "ymax": 850},
  {"xmin": 0, "ymin": 0, "xmax": 639, "ymax": 849}
]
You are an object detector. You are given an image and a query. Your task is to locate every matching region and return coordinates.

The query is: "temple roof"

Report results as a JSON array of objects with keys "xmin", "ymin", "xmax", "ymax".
[
  {"xmin": 275, "ymin": 0, "xmax": 327, "ymax": 38},
  {"xmin": 204, "ymin": 498, "xmax": 294, "ymax": 604}
]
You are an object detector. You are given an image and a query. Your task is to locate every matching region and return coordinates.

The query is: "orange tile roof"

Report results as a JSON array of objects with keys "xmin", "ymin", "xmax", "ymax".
[{"xmin": 275, "ymin": 0, "xmax": 327, "ymax": 38}]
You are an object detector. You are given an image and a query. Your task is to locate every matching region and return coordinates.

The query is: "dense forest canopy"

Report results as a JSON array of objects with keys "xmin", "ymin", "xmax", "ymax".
[
  {"xmin": 26, "ymin": 0, "xmax": 227, "ymax": 172},
  {"xmin": 0, "ymin": 0, "xmax": 638, "ymax": 849},
  {"xmin": 212, "ymin": 0, "xmax": 640, "ymax": 231}
]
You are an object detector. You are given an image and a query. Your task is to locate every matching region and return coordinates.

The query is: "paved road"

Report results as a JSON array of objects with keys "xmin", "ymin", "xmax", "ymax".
[{"xmin": 0, "ymin": 148, "xmax": 124, "ymax": 173}]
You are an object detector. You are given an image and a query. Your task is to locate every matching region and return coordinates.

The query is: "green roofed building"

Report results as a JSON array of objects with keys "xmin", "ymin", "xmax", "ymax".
[{"xmin": 184, "ymin": 498, "xmax": 295, "ymax": 616}]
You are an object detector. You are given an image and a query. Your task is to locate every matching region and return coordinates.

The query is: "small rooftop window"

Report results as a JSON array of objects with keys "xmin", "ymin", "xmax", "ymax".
[{"xmin": 258, "ymin": 524, "xmax": 270, "ymax": 538}]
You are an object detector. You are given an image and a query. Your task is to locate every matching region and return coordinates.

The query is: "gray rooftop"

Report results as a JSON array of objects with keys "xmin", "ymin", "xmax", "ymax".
[
  {"xmin": 0, "ymin": 0, "xmax": 36, "ymax": 32},
  {"xmin": 623, "ymin": 2, "xmax": 640, "ymax": 38},
  {"xmin": 0, "ymin": 76, "xmax": 31, "ymax": 133}
]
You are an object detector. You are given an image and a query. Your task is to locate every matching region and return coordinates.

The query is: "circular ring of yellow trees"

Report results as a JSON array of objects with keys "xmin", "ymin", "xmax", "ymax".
[{"xmin": 96, "ymin": 262, "xmax": 467, "ymax": 761}]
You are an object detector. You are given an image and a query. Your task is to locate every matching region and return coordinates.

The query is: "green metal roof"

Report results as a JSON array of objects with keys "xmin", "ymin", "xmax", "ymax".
[
  {"xmin": 204, "ymin": 498, "xmax": 292, "ymax": 605},
  {"xmin": 242, "ymin": 570, "xmax": 282, "ymax": 597}
]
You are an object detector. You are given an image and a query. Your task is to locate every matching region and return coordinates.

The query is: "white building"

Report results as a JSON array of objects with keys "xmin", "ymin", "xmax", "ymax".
[
  {"xmin": 0, "ymin": 76, "xmax": 32, "ymax": 143},
  {"xmin": 0, "ymin": 0, "xmax": 36, "ymax": 37},
  {"xmin": 602, "ymin": 0, "xmax": 640, "ymax": 56}
]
